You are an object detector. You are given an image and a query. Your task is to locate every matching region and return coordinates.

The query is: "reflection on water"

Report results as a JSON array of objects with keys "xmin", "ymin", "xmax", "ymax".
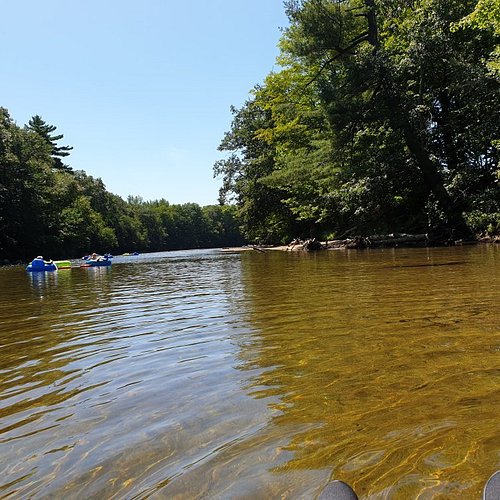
[{"xmin": 0, "ymin": 246, "xmax": 498, "ymax": 498}]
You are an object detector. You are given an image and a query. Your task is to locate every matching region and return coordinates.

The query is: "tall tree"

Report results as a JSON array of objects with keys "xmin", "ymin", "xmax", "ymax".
[
  {"xmin": 26, "ymin": 115, "xmax": 73, "ymax": 171},
  {"xmin": 0, "ymin": 108, "xmax": 59, "ymax": 259},
  {"xmin": 214, "ymin": 99, "xmax": 301, "ymax": 243}
]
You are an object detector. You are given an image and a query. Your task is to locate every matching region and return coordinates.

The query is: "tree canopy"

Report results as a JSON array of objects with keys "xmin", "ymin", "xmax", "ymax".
[{"xmin": 214, "ymin": 0, "xmax": 500, "ymax": 243}]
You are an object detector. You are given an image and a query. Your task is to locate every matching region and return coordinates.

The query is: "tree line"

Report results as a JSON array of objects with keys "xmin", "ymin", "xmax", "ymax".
[
  {"xmin": 0, "ymin": 109, "xmax": 245, "ymax": 262},
  {"xmin": 214, "ymin": 0, "xmax": 499, "ymax": 244}
]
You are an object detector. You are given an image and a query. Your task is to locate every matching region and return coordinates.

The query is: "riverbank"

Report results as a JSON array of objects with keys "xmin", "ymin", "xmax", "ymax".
[{"xmin": 222, "ymin": 233, "xmax": 500, "ymax": 253}]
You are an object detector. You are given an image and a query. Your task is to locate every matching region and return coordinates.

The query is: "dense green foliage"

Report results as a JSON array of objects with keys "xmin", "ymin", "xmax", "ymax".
[
  {"xmin": 0, "ymin": 108, "xmax": 244, "ymax": 262},
  {"xmin": 215, "ymin": 0, "xmax": 500, "ymax": 243}
]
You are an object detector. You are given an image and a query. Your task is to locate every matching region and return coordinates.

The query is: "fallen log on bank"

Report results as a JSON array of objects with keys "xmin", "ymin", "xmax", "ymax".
[
  {"xmin": 223, "ymin": 232, "xmax": 482, "ymax": 254},
  {"xmin": 326, "ymin": 233, "xmax": 430, "ymax": 249},
  {"xmin": 287, "ymin": 232, "xmax": 478, "ymax": 251},
  {"xmin": 302, "ymin": 238, "xmax": 323, "ymax": 251}
]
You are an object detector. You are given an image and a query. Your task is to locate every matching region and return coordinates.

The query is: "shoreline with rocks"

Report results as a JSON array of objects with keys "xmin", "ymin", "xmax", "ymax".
[{"xmin": 222, "ymin": 233, "xmax": 500, "ymax": 253}]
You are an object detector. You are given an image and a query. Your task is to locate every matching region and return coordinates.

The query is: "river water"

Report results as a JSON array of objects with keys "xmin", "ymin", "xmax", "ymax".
[{"xmin": 0, "ymin": 246, "xmax": 498, "ymax": 499}]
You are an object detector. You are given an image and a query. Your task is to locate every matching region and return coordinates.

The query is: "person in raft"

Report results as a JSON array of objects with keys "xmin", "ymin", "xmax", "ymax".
[
  {"xmin": 35, "ymin": 256, "xmax": 53, "ymax": 264},
  {"xmin": 30, "ymin": 256, "xmax": 53, "ymax": 269},
  {"xmin": 89, "ymin": 252, "xmax": 105, "ymax": 262}
]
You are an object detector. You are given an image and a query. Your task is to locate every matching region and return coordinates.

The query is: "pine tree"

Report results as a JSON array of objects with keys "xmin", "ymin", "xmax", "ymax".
[{"xmin": 26, "ymin": 115, "xmax": 73, "ymax": 171}]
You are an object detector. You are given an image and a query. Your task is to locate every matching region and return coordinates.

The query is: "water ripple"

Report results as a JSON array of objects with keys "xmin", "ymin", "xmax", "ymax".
[{"xmin": 0, "ymin": 246, "xmax": 498, "ymax": 497}]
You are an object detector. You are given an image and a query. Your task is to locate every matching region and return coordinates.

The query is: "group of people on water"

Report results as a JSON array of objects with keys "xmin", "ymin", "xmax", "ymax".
[{"xmin": 31, "ymin": 252, "xmax": 107, "ymax": 265}]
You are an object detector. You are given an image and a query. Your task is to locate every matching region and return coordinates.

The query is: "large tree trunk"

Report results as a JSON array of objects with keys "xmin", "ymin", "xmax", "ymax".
[{"xmin": 399, "ymin": 120, "xmax": 472, "ymax": 239}]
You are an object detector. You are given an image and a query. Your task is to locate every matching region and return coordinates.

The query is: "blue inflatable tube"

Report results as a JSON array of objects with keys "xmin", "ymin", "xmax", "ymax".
[
  {"xmin": 81, "ymin": 259, "xmax": 112, "ymax": 267},
  {"xmin": 26, "ymin": 261, "xmax": 57, "ymax": 272}
]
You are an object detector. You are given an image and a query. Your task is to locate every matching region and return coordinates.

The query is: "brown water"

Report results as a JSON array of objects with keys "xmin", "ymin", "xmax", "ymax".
[{"xmin": 0, "ymin": 246, "xmax": 498, "ymax": 499}]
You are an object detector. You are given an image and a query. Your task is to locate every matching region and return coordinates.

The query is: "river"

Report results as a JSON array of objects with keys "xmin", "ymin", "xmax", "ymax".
[{"xmin": 0, "ymin": 245, "xmax": 498, "ymax": 498}]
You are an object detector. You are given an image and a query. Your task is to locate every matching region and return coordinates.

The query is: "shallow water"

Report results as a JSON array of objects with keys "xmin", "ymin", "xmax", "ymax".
[{"xmin": 0, "ymin": 246, "xmax": 498, "ymax": 498}]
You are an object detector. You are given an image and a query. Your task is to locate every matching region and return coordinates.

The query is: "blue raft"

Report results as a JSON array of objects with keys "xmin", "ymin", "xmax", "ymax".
[
  {"xmin": 81, "ymin": 258, "xmax": 112, "ymax": 268},
  {"xmin": 26, "ymin": 258, "xmax": 57, "ymax": 272}
]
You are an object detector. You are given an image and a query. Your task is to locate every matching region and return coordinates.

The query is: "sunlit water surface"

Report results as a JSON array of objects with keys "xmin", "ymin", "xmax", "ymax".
[{"xmin": 0, "ymin": 246, "xmax": 498, "ymax": 499}]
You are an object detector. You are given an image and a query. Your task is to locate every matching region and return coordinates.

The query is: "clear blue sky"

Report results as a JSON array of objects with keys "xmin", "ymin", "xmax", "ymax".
[{"xmin": 1, "ymin": 1, "xmax": 289, "ymax": 205}]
